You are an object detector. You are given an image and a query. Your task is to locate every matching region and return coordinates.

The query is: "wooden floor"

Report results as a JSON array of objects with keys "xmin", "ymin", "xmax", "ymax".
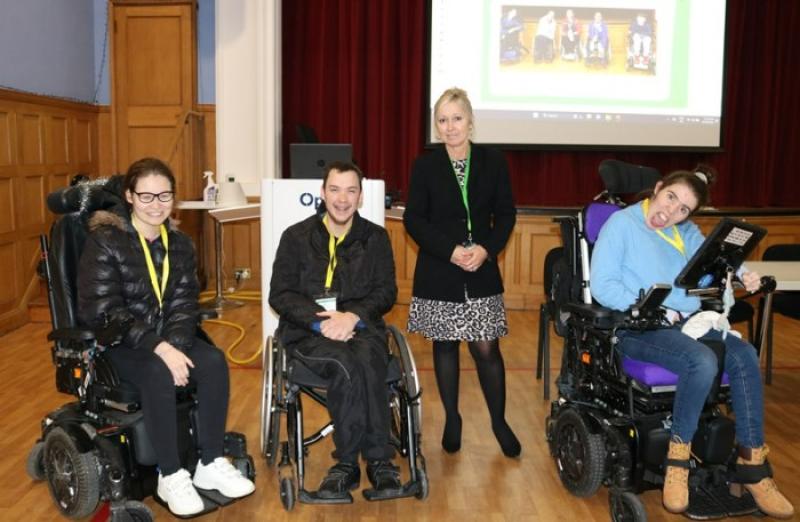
[{"xmin": 2, "ymin": 303, "xmax": 799, "ymax": 521}]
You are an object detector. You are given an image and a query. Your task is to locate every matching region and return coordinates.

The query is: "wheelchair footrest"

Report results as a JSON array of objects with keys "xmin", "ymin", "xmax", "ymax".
[
  {"xmin": 685, "ymin": 483, "xmax": 758, "ymax": 520},
  {"xmin": 196, "ymin": 487, "xmax": 237, "ymax": 507},
  {"xmin": 153, "ymin": 491, "xmax": 219, "ymax": 519},
  {"xmin": 362, "ymin": 481, "xmax": 419, "ymax": 501},
  {"xmin": 298, "ymin": 488, "xmax": 354, "ymax": 504}
]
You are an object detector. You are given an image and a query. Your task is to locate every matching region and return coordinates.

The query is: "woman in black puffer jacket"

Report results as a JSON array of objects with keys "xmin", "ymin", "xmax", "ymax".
[{"xmin": 77, "ymin": 158, "xmax": 254, "ymax": 516}]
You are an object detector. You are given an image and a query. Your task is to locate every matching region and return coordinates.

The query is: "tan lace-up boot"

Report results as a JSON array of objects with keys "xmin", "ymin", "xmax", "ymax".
[
  {"xmin": 663, "ymin": 439, "xmax": 692, "ymax": 513},
  {"xmin": 730, "ymin": 445, "xmax": 794, "ymax": 519}
]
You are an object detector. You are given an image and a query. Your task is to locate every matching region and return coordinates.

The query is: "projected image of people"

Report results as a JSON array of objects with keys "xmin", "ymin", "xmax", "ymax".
[
  {"xmin": 533, "ymin": 10, "xmax": 556, "ymax": 63},
  {"xmin": 500, "ymin": 8, "xmax": 526, "ymax": 63},
  {"xmin": 627, "ymin": 12, "xmax": 657, "ymax": 73},
  {"xmin": 560, "ymin": 9, "xmax": 582, "ymax": 61},
  {"xmin": 585, "ymin": 11, "xmax": 610, "ymax": 67}
]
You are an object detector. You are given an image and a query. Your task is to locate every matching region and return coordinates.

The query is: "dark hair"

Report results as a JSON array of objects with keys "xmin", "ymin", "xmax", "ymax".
[
  {"xmin": 123, "ymin": 157, "xmax": 176, "ymax": 204},
  {"xmin": 647, "ymin": 163, "xmax": 718, "ymax": 214},
  {"xmin": 322, "ymin": 161, "xmax": 364, "ymax": 190}
]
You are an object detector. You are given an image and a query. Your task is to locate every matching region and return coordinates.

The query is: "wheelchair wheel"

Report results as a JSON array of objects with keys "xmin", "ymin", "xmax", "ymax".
[
  {"xmin": 415, "ymin": 468, "xmax": 429, "ymax": 500},
  {"xmin": 387, "ymin": 325, "xmax": 422, "ymax": 432},
  {"xmin": 26, "ymin": 441, "xmax": 46, "ymax": 481},
  {"xmin": 553, "ymin": 408, "xmax": 605, "ymax": 497},
  {"xmin": 609, "ymin": 490, "xmax": 647, "ymax": 522},
  {"xmin": 111, "ymin": 500, "xmax": 154, "ymax": 522},
  {"xmin": 43, "ymin": 427, "xmax": 101, "ymax": 519},
  {"xmin": 261, "ymin": 336, "xmax": 283, "ymax": 466},
  {"xmin": 280, "ymin": 476, "xmax": 296, "ymax": 511}
]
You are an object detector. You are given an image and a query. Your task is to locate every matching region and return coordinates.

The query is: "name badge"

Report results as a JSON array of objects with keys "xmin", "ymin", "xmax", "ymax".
[{"xmin": 314, "ymin": 293, "xmax": 337, "ymax": 311}]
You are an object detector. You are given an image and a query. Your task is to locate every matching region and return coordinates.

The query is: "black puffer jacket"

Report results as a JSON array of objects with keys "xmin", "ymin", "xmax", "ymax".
[
  {"xmin": 77, "ymin": 211, "xmax": 200, "ymax": 352},
  {"xmin": 268, "ymin": 212, "xmax": 397, "ymax": 348}
]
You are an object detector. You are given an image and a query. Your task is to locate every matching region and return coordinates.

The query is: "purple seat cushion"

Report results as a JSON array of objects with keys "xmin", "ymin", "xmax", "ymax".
[
  {"xmin": 585, "ymin": 202, "xmax": 621, "ymax": 244},
  {"xmin": 622, "ymin": 358, "xmax": 729, "ymax": 387}
]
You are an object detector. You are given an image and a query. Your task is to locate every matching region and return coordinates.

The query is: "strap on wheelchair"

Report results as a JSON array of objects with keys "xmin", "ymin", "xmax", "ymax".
[
  {"xmin": 665, "ymin": 458, "xmax": 696, "ymax": 470},
  {"xmin": 732, "ymin": 460, "xmax": 773, "ymax": 484}
]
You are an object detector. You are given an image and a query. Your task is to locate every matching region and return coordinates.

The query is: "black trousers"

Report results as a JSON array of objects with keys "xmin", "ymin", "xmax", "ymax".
[
  {"xmin": 292, "ymin": 330, "xmax": 393, "ymax": 463},
  {"xmin": 106, "ymin": 338, "xmax": 230, "ymax": 475}
]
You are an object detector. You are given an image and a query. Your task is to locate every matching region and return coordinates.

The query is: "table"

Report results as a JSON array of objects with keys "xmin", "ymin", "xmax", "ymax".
[
  {"xmin": 745, "ymin": 261, "xmax": 800, "ymax": 383},
  {"xmin": 177, "ymin": 201, "xmax": 260, "ymax": 311}
]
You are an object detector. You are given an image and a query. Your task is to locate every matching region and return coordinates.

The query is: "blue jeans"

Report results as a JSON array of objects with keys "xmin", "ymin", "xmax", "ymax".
[{"xmin": 616, "ymin": 327, "xmax": 764, "ymax": 447}]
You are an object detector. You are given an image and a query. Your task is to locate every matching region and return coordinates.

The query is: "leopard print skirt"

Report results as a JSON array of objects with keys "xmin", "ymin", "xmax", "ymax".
[{"xmin": 407, "ymin": 291, "xmax": 508, "ymax": 341}]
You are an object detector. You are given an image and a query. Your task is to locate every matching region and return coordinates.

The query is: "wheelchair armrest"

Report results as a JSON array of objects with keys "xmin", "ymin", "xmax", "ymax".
[
  {"xmin": 199, "ymin": 308, "xmax": 219, "ymax": 321},
  {"xmin": 47, "ymin": 327, "xmax": 96, "ymax": 342},
  {"xmin": 565, "ymin": 302, "xmax": 621, "ymax": 329}
]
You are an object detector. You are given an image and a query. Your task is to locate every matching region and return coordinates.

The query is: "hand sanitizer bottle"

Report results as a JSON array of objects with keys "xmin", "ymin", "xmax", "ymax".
[{"xmin": 203, "ymin": 171, "xmax": 218, "ymax": 203}]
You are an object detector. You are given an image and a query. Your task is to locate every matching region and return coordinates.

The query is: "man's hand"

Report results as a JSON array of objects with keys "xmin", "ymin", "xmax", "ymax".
[
  {"xmin": 741, "ymin": 271, "xmax": 762, "ymax": 293},
  {"xmin": 154, "ymin": 341, "xmax": 194, "ymax": 386},
  {"xmin": 317, "ymin": 310, "xmax": 360, "ymax": 341}
]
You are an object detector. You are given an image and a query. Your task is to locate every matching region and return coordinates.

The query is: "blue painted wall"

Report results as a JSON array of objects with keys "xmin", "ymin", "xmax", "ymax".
[
  {"xmin": 0, "ymin": 0, "xmax": 97, "ymax": 102},
  {"xmin": 0, "ymin": 0, "xmax": 216, "ymax": 105}
]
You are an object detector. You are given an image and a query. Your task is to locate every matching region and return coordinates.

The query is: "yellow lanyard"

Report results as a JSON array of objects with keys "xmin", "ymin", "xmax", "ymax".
[
  {"xmin": 132, "ymin": 217, "xmax": 170, "ymax": 309},
  {"xmin": 323, "ymin": 215, "xmax": 348, "ymax": 291},
  {"xmin": 642, "ymin": 199, "xmax": 685, "ymax": 257}
]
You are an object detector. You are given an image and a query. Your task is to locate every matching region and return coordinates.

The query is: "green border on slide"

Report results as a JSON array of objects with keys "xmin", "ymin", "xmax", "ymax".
[{"xmin": 480, "ymin": 0, "xmax": 690, "ymax": 108}]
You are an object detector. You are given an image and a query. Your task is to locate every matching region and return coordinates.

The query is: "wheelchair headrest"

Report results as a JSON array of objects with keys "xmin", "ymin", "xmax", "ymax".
[
  {"xmin": 585, "ymin": 202, "xmax": 621, "ymax": 244},
  {"xmin": 598, "ymin": 159, "xmax": 660, "ymax": 196},
  {"xmin": 47, "ymin": 176, "xmax": 126, "ymax": 216}
]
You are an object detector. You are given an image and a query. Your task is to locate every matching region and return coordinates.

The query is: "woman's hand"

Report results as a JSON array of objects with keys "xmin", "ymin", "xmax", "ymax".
[
  {"xmin": 154, "ymin": 341, "xmax": 195, "ymax": 387},
  {"xmin": 741, "ymin": 271, "xmax": 762, "ymax": 293},
  {"xmin": 452, "ymin": 244, "xmax": 489, "ymax": 272},
  {"xmin": 450, "ymin": 245, "xmax": 472, "ymax": 267},
  {"xmin": 316, "ymin": 311, "xmax": 359, "ymax": 341},
  {"xmin": 461, "ymin": 245, "xmax": 489, "ymax": 272}
]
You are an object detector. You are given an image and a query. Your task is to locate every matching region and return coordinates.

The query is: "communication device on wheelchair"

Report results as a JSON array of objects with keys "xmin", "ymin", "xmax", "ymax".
[{"xmin": 675, "ymin": 218, "xmax": 766, "ymax": 291}]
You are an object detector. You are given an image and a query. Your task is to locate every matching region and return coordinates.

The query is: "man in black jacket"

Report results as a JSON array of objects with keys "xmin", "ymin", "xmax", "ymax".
[{"xmin": 268, "ymin": 162, "xmax": 401, "ymax": 500}]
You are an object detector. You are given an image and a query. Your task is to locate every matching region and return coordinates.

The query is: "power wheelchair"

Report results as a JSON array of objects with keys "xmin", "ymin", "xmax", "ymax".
[
  {"xmin": 260, "ymin": 324, "xmax": 428, "ymax": 510},
  {"xmin": 26, "ymin": 180, "xmax": 256, "ymax": 521},
  {"xmin": 539, "ymin": 162, "xmax": 776, "ymax": 521}
]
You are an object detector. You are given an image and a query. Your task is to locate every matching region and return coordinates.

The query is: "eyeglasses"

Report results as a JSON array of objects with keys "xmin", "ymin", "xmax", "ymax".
[{"xmin": 133, "ymin": 191, "xmax": 174, "ymax": 203}]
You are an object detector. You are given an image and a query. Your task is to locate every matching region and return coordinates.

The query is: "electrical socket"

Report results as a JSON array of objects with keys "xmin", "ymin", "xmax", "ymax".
[{"xmin": 234, "ymin": 267, "xmax": 252, "ymax": 281}]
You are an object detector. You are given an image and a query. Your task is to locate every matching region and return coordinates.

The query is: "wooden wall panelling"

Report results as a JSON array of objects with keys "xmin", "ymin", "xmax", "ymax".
[{"xmin": 0, "ymin": 90, "xmax": 99, "ymax": 333}]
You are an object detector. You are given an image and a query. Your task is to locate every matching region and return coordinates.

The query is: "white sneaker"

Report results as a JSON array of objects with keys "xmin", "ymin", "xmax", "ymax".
[
  {"xmin": 157, "ymin": 469, "xmax": 204, "ymax": 516},
  {"xmin": 193, "ymin": 457, "xmax": 255, "ymax": 499}
]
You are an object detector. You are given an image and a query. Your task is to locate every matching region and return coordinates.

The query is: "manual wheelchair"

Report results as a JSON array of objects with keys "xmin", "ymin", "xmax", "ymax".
[
  {"xmin": 26, "ymin": 180, "xmax": 255, "ymax": 521},
  {"xmin": 539, "ymin": 160, "xmax": 776, "ymax": 521},
  {"xmin": 260, "ymin": 324, "xmax": 428, "ymax": 510}
]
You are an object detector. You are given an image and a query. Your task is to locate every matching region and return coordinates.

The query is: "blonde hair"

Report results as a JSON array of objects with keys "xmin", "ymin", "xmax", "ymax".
[{"xmin": 433, "ymin": 87, "xmax": 474, "ymax": 130}]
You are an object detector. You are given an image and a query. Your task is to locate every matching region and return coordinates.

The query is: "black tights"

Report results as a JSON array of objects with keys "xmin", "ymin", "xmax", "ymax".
[{"xmin": 433, "ymin": 339, "xmax": 520, "ymax": 457}]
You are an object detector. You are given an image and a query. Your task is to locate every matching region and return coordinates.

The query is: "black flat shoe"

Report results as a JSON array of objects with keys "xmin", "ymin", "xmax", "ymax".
[
  {"xmin": 366, "ymin": 460, "xmax": 402, "ymax": 491},
  {"xmin": 442, "ymin": 414, "xmax": 462, "ymax": 453},
  {"xmin": 317, "ymin": 462, "xmax": 360, "ymax": 499}
]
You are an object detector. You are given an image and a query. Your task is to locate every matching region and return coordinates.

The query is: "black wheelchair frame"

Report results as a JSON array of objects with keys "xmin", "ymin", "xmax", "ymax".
[
  {"xmin": 539, "ymin": 167, "xmax": 773, "ymax": 521},
  {"xmin": 260, "ymin": 325, "xmax": 428, "ymax": 510},
  {"xmin": 26, "ymin": 183, "xmax": 255, "ymax": 521}
]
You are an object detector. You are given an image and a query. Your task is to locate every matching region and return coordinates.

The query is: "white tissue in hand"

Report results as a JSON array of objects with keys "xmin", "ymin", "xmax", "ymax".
[{"xmin": 681, "ymin": 311, "xmax": 741, "ymax": 340}]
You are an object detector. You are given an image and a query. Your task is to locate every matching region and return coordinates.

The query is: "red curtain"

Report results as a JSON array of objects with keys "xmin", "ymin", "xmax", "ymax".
[{"xmin": 282, "ymin": 0, "xmax": 800, "ymax": 207}]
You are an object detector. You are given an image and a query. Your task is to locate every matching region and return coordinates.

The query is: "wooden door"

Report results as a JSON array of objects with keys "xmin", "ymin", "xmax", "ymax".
[{"xmin": 111, "ymin": 0, "xmax": 201, "ymax": 200}]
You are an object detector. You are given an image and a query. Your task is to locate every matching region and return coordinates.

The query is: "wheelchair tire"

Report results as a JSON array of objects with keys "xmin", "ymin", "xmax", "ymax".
[
  {"xmin": 26, "ymin": 441, "xmax": 46, "ymax": 481},
  {"xmin": 609, "ymin": 490, "xmax": 647, "ymax": 522},
  {"xmin": 415, "ymin": 468, "xmax": 429, "ymax": 500},
  {"xmin": 111, "ymin": 500, "xmax": 154, "ymax": 522},
  {"xmin": 553, "ymin": 408, "xmax": 605, "ymax": 498},
  {"xmin": 280, "ymin": 476, "xmax": 296, "ymax": 511},
  {"xmin": 261, "ymin": 336, "xmax": 283, "ymax": 466},
  {"xmin": 43, "ymin": 427, "xmax": 101, "ymax": 519},
  {"xmin": 387, "ymin": 325, "xmax": 422, "ymax": 432}
]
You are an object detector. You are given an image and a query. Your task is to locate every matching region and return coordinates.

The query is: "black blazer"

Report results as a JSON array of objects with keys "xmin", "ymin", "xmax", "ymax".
[{"xmin": 404, "ymin": 144, "xmax": 516, "ymax": 302}]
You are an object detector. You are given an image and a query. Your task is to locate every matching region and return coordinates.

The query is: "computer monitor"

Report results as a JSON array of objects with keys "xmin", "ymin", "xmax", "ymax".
[
  {"xmin": 289, "ymin": 143, "xmax": 353, "ymax": 179},
  {"xmin": 675, "ymin": 218, "xmax": 766, "ymax": 290}
]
